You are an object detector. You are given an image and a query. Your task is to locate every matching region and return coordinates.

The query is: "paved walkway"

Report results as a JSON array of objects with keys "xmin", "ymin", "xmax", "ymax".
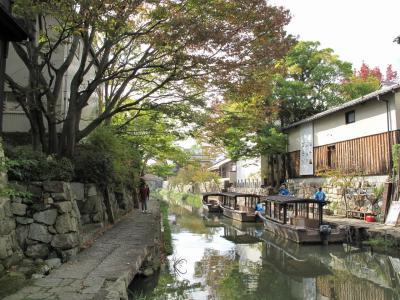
[{"xmin": 5, "ymin": 201, "xmax": 160, "ymax": 300}]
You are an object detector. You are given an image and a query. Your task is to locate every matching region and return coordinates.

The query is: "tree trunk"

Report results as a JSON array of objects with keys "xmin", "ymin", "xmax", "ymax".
[{"xmin": 60, "ymin": 102, "xmax": 82, "ymax": 157}]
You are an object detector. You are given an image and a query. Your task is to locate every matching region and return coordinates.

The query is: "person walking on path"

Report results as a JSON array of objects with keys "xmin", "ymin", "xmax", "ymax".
[
  {"xmin": 314, "ymin": 187, "xmax": 326, "ymax": 202},
  {"xmin": 139, "ymin": 183, "xmax": 150, "ymax": 213}
]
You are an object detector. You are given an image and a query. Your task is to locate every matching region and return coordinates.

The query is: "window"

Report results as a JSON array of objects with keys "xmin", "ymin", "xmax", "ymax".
[
  {"xmin": 345, "ymin": 110, "xmax": 355, "ymax": 124},
  {"xmin": 327, "ymin": 145, "xmax": 336, "ymax": 168}
]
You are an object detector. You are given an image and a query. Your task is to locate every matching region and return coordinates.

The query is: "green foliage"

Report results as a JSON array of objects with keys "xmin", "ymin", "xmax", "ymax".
[
  {"xmin": 364, "ymin": 236, "xmax": 397, "ymax": 249},
  {"xmin": 168, "ymin": 163, "xmax": 219, "ymax": 193},
  {"xmin": 113, "ymin": 111, "xmax": 190, "ymax": 178},
  {"xmin": 341, "ymin": 75, "xmax": 380, "ymax": 100},
  {"xmin": 160, "ymin": 200, "xmax": 173, "ymax": 256},
  {"xmin": 273, "ymin": 41, "xmax": 353, "ymax": 126},
  {"xmin": 74, "ymin": 126, "xmax": 142, "ymax": 187},
  {"xmin": 372, "ymin": 185, "xmax": 384, "ymax": 200},
  {"xmin": 392, "ymin": 144, "xmax": 400, "ymax": 175},
  {"xmin": 0, "ymin": 187, "xmax": 32, "ymax": 200},
  {"xmin": 5, "ymin": 146, "xmax": 74, "ymax": 182},
  {"xmin": 159, "ymin": 189, "xmax": 203, "ymax": 208},
  {"xmin": 73, "ymin": 145, "xmax": 113, "ymax": 185}
]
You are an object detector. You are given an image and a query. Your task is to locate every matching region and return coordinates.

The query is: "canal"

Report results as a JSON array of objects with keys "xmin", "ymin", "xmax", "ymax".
[{"xmin": 130, "ymin": 202, "xmax": 400, "ymax": 300}]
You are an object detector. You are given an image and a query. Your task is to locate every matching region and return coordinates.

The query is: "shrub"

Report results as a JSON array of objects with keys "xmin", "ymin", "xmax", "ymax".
[
  {"xmin": 73, "ymin": 144, "xmax": 113, "ymax": 185},
  {"xmin": 5, "ymin": 146, "xmax": 74, "ymax": 182},
  {"xmin": 73, "ymin": 126, "xmax": 142, "ymax": 187}
]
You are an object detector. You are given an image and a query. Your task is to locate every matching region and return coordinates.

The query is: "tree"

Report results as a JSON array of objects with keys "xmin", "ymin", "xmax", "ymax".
[
  {"xmin": 7, "ymin": 0, "xmax": 293, "ymax": 157},
  {"xmin": 341, "ymin": 63, "xmax": 398, "ymax": 101},
  {"xmin": 112, "ymin": 110, "xmax": 190, "ymax": 177},
  {"xmin": 386, "ymin": 64, "xmax": 398, "ymax": 81},
  {"xmin": 272, "ymin": 41, "xmax": 353, "ymax": 126}
]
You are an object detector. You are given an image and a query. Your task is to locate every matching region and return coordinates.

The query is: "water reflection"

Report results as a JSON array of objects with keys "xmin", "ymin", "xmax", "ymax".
[{"xmin": 131, "ymin": 204, "xmax": 400, "ymax": 300}]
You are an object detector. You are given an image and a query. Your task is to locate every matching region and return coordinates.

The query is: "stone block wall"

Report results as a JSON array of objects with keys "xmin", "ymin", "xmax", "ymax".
[
  {"xmin": 9, "ymin": 181, "xmax": 82, "ymax": 263},
  {"xmin": 287, "ymin": 175, "xmax": 388, "ymax": 215},
  {"xmin": 0, "ymin": 181, "xmax": 137, "ymax": 273}
]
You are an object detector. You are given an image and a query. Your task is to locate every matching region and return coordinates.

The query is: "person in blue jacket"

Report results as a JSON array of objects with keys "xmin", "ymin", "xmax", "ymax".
[
  {"xmin": 314, "ymin": 187, "xmax": 326, "ymax": 202},
  {"xmin": 278, "ymin": 183, "xmax": 290, "ymax": 196}
]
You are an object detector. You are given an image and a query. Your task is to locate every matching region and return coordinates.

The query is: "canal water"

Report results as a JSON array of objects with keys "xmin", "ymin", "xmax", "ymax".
[{"xmin": 130, "ymin": 203, "xmax": 400, "ymax": 300}]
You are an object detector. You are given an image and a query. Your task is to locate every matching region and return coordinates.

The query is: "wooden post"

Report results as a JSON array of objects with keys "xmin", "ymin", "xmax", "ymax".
[
  {"xmin": 283, "ymin": 204, "xmax": 287, "ymax": 224},
  {"xmin": 382, "ymin": 182, "xmax": 393, "ymax": 223}
]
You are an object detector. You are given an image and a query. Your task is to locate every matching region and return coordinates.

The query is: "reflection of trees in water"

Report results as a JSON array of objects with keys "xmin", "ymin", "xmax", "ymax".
[
  {"xmin": 194, "ymin": 248, "xmax": 262, "ymax": 300},
  {"xmin": 169, "ymin": 205, "xmax": 215, "ymax": 237},
  {"xmin": 319, "ymin": 251, "xmax": 400, "ymax": 299},
  {"xmin": 317, "ymin": 271, "xmax": 397, "ymax": 300},
  {"xmin": 143, "ymin": 262, "xmax": 201, "ymax": 300}
]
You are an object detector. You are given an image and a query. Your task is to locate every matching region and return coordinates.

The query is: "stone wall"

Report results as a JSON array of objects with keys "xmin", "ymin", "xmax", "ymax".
[
  {"xmin": 9, "ymin": 181, "xmax": 82, "ymax": 263},
  {"xmin": 287, "ymin": 175, "xmax": 388, "ymax": 216},
  {"xmin": 0, "ymin": 180, "xmax": 137, "ymax": 274}
]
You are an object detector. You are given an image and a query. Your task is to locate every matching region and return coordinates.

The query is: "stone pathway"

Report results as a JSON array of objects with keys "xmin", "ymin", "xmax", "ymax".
[{"xmin": 4, "ymin": 201, "xmax": 160, "ymax": 300}]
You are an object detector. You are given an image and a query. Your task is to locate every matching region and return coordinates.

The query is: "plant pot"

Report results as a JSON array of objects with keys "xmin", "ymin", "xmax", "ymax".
[{"xmin": 365, "ymin": 215, "xmax": 376, "ymax": 222}]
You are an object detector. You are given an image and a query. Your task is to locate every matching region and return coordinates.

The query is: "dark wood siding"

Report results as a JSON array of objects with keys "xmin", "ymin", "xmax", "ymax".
[
  {"xmin": 289, "ymin": 130, "xmax": 400, "ymax": 178},
  {"xmin": 287, "ymin": 151, "xmax": 300, "ymax": 178}
]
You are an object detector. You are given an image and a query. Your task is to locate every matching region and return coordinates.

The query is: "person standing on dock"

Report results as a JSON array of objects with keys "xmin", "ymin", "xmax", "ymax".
[
  {"xmin": 314, "ymin": 187, "xmax": 326, "ymax": 202},
  {"xmin": 139, "ymin": 182, "xmax": 150, "ymax": 213}
]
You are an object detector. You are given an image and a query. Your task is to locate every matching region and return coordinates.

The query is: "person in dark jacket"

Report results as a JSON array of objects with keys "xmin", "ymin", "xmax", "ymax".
[{"xmin": 139, "ymin": 183, "xmax": 150, "ymax": 213}]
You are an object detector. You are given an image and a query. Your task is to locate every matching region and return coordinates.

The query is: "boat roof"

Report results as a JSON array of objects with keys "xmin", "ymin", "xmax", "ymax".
[
  {"xmin": 202, "ymin": 192, "xmax": 260, "ymax": 198},
  {"xmin": 262, "ymin": 195, "xmax": 325, "ymax": 204}
]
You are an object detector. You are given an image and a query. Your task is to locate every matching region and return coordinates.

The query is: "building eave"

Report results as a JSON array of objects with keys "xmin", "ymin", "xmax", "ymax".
[{"xmin": 282, "ymin": 83, "xmax": 400, "ymax": 131}]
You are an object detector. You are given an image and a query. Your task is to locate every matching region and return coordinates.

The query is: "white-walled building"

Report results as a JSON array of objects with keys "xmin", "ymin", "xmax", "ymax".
[
  {"xmin": 285, "ymin": 83, "xmax": 400, "ymax": 180},
  {"xmin": 4, "ymin": 17, "xmax": 99, "ymax": 134}
]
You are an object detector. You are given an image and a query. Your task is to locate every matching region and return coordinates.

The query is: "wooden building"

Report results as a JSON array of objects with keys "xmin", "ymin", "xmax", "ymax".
[{"xmin": 285, "ymin": 83, "xmax": 400, "ymax": 179}]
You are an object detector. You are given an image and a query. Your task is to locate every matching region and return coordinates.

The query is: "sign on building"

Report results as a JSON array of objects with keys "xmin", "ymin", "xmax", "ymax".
[{"xmin": 299, "ymin": 123, "xmax": 313, "ymax": 175}]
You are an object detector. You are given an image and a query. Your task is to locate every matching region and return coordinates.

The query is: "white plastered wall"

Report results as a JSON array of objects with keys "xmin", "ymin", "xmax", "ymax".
[
  {"xmin": 236, "ymin": 158, "xmax": 262, "ymax": 182},
  {"xmin": 287, "ymin": 94, "xmax": 398, "ymax": 151}
]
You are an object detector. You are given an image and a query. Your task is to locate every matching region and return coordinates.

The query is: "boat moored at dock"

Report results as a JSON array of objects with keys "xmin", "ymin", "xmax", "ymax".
[
  {"xmin": 202, "ymin": 192, "xmax": 223, "ymax": 213},
  {"xmin": 258, "ymin": 195, "xmax": 346, "ymax": 244},
  {"xmin": 219, "ymin": 192, "xmax": 261, "ymax": 222}
]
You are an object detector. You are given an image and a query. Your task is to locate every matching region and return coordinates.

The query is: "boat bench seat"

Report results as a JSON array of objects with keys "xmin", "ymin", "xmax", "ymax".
[
  {"xmin": 290, "ymin": 216, "xmax": 319, "ymax": 229},
  {"xmin": 237, "ymin": 205, "xmax": 255, "ymax": 213}
]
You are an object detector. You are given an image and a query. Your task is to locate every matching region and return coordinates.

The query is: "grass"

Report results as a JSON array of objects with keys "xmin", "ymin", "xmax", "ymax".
[
  {"xmin": 363, "ymin": 236, "xmax": 397, "ymax": 249},
  {"xmin": 160, "ymin": 200, "xmax": 173, "ymax": 256},
  {"xmin": 158, "ymin": 189, "xmax": 202, "ymax": 208}
]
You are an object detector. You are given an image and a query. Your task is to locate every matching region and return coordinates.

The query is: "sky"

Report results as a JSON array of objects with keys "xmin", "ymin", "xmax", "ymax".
[{"xmin": 271, "ymin": 0, "xmax": 400, "ymax": 73}]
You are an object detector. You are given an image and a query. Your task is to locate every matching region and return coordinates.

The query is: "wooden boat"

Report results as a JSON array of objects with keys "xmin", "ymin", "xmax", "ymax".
[
  {"xmin": 219, "ymin": 192, "xmax": 261, "ymax": 222},
  {"xmin": 258, "ymin": 195, "xmax": 346, "ymax": 244},
  {"xmin": 202, "ymin": 192, "xmax": 223, "ymax": 213}
]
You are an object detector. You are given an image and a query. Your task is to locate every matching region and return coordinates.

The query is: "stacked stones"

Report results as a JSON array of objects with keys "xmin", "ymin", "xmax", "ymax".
[
  {"xmin": 11, "ymin": 181, "xmax": 81, "ymax": 263},
  {"xmin": 0, "ymin": 197, "xmax": 22, "ymax": 275},
  {"xmin": 78, "ymin": 184, "xmax": 108, "ymax": 225}
]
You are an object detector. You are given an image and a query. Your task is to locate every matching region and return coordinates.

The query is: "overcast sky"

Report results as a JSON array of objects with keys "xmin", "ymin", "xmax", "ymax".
[{"xmin": 271, "ymin": 0, "xmax": 400, "ymax": 73}]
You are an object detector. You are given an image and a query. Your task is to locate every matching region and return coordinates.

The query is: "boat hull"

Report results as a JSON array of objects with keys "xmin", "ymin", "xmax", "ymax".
[
  {"xmin": 221, "ymin": 206, "xmax": 256, "ymax": 222},
  {"xmin": 262, "ymin": 217, "xmax": 346, "ymax": 244}
]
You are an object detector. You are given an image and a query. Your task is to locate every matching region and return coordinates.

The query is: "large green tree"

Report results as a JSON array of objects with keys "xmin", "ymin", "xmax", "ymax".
[
  {"xmin": 6, "ymin": 0, "xmax": 293, "ymax": 157},
  {"xmin": 272, "ymin": 41, "xmax": 353, "ymax": 126}
]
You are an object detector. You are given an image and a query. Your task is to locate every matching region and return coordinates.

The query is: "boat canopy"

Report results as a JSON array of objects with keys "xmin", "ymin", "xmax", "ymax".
[
  {"xmin": 261, "ymin": 195, "xmax": 326, "ymax": 226},
  {"xmin": 262, "ymin": 195, "xmax": 328, "ymax": 205}
]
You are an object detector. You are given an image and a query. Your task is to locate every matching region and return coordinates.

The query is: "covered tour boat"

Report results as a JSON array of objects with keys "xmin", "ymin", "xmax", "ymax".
[
  {"xmin": 202, "ymin": 192, "xmax": 223, "ymax": 213},
  {"xmin": 219, "ymin": 192, "xmax": 261, "ymax": 222},
  {"xmin": 258, "ymin": 195, "xmax": 346, "ymax": 244}
]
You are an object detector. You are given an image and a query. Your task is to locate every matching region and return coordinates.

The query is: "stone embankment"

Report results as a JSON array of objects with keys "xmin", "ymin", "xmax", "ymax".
[{"xmin": 4, "ymin": 200, "xmax": 160, "ymax": 300}]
